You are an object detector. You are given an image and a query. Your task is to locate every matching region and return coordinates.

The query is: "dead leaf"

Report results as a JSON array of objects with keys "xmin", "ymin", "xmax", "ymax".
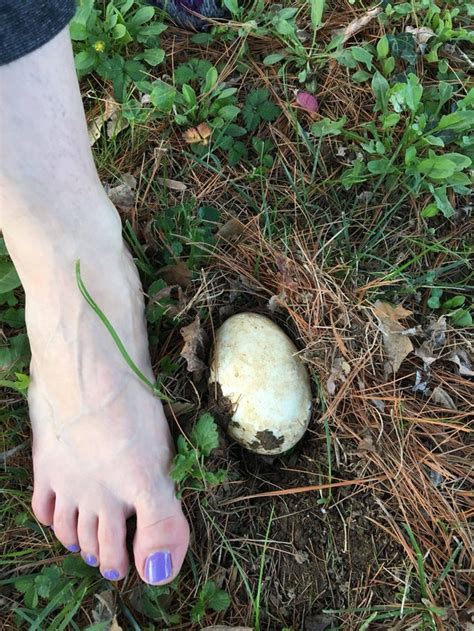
[
  {"xmin": 155, "ymin": 177, "xmax": 187, "ymax": 192},
  {"xmin": 373, "ymin": 301, "xmax": 412, "ymax": 322},
  {"xmin": 357, "ymin": 435, "xmax": 376, "ymax": 455},
  {"xmin": 109, "ymin": 617, "xmax": 123, "ymax": 631},
  {"xmin": 217, "ymin": 218, "xmax": 245, "ymax": 240},
  {"xmin": 431, "ymin": 385, "xmax": 456, "ymax": 410},
  {"xmin": 163, "ymin": 401, "xmax": 195, "ymax": 418},
  {"xmin": 88, "ymin": 98, "xmax": 120, "ymax": 146},
  {"xmin": 183, "ymin": 122, "xmax": 212, "ymax": 146},
  {"xmin": 267, "ymin": 293, "xmax": 286, "ymax": 313},
  {"xmin": 326, "ymin": 357, "xmax": 351, "ymax": 395},
  {"xmin": 414, "ymin": 341, "xmax": 437, "ymax": 368},
  {"xmin": 0, "ymin": 440, "xmax": 30, "ymax": 464},
  {"xmin": 294, "ymin": 549, "xmax": 309, "ymax": 564},
  {"xmin": 333, "ymin": 6, "xmax": 383, "ymax": 43},
  {"xmin": 106, "ymin": 173, "xmax": 136, "ymax": 209},
  {"xmin": 448, "ymin": 350, "xmax": 474, "ymax": 377},
  {"xmin": 405, "ymin": 26, "xmax": 435, "ymax": 53},
  {"xmin": 429, "ymin": 316, "xmax": 447, "ymax": 350},
  {"xmin": 106, "ymin": 110, "xmax": 129, "ymax": 140},
  {"xmin": 373, "ymin": 300, "xmax": 414, "ymax": 374},
  {"xmin": 180, "ymin": 316, "xmax": 207, "ymax": 374},
  {"xmin": 158, "ymin": 261, "xmax": 191, "ymax": 288}
]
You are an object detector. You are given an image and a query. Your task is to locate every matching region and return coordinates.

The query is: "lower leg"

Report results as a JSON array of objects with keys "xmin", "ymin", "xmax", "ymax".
[{"xmin": 0, "ymin": 28, "xmax": 189, "ymax": 584}]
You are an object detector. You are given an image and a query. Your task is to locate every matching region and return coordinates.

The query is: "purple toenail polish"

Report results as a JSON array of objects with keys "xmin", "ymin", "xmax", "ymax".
[
  {"xmin": 145, "ymin": 551, "xmax": 172, "ymax": 584},
  {"xmin": 84, "ymin": 554, "xmax": 98, "ymax": 566},
  {"xmin": 67, "ymin": 544, "xmax": 80, "ymax": 553},
  {"xmin": 103, "ymin": 569, "xmax": 120, "ymax": 581}
]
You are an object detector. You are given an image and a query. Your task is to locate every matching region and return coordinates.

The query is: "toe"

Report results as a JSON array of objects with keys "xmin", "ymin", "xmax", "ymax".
[
  {"xmin": 133, "ymin": 503, "xmax": 189, "ymax": 585},
  {"xmin": 98, "ymin": 507, "xmax": 129, "ymax": 581},
  {"xmin": 53, "ymin": 500, "xmax": 80, "ymax": 552},
  {"xmin": 77, "ymin": 510, "xmax": 99, "ymax": 567},
  {"xmin": 32, "ymin": 486, "xmax": 55, "ymax": 526}
]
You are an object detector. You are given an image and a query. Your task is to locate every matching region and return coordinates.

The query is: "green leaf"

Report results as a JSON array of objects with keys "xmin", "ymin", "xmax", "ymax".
[
  {"xmin": 367, "ymin": 157, "xmax": 392, "ymax": 175},
  {"xmin": 191, "ymin": 413, "xmax": 219, "ymax": 456},
  {"xmin": 228, "ymin": 140, "xmax": 248, "ymax": 166},
  {"xmin": 150, "ymin": 80, "xmax": 176, "ymax": 112},
  {"xmin": 382, "ymin": 112, "xmax": 400, "ymax": 128},
  {"xmin": 434, "ymin": 110, "xmax": 474, "ymax": 133},
  {"xmin": 74, "ymin": 50, "xmax": 97, "ymax": 72},
  {"xmin": 427, "ymin": 288, "xmax": 443, "ymax": 308},
  {"xmin": 451, "ymin": 308, "xmax": 472, "ymax": 328},
  {"xmin": 263, "ymin": 53, "xmax": 286, "ymax": 65},
  {"xmin": 442, "ymin": 295, "xmax": 465, "ymax": 309},
  {"xmin": 69, "ymin": 22, "xmax": 88, "ymax": 41},
  {"xmin": 311, "ymin": 116, "xmax": 346, "ymax": 137},
  {"xmin": 170, "ymin": 451, "xmax": 197, "ymax": 483},
  {"xmin": 218, "ymin": 105, "xmax": 240, "ymax": 121},
  {"xmin": 416, "ymin": 156, "xmax": 456, "ymax": 180},
  {"xmin": 376, "ymin": 35, "xmax": 389, "ymax": 59},
  {"xmin": 309, "ymin": 0, "xmax": 325, "ymax": 29},
  {"xmin": 443, "ymin": 153, "xmax": 471, "ymax": 171},
  {"xmin": 352, "ymin": 70, "xmax": 371, "ymax": 82},
  {"xmin": 129, "ymin": 6, "xmax": 155, "ymax": 26},
  {"xmin": 203, "ymin": 66, "xmax": 218, "ymax": 94},
  {"xmin": 372, "ymin": 71, "xmax": 389, "ymax": 112},
  {"xmin": 141, "ymin": 48, "xmax": 165, "ymax": 66},
  {"xmin": 223, "ymin": 0, "xmax": 239, "ymax": 14},
  {"xmin": 350, "ymin": 46, "xmax": 373, "ymax": 69},
  {"xmin": 136, "ymin": 22, "xmax": 168, "ymax": 42},
  {"xmin": 0, "ymin": 260, "xmax": 21, "ymax": 294},
  {"xmin": 112, "ymin": 23, "xmax": 127, "ymax": 39},
  {"xmin": 182, "ymin": 84, "xmax": 197, "ymax": 107}
]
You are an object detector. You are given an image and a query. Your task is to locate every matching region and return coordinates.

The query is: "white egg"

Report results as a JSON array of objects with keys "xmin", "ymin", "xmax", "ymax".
[{"xmin": 209, "ymin": 312, "xmax": 312, "ymax": 455}]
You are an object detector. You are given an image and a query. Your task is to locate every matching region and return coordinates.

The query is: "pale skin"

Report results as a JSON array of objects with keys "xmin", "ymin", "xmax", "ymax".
[{"xmin": 0, "ymin": 28, "xmax": 190, "ymax": 583}]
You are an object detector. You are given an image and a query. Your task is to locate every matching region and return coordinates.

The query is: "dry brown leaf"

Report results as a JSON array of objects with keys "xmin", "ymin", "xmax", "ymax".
[
  {"xmin": 183, "ymin": 122, "xmax": 212, "ymax": 146},
  {"xmin": 405, "ymin": 26, "xmax": 435, "ymax": 53},
  {"xmin": 373, "ymin": 300, "xmax": 414, "ymax": 373},
  {"xmin": 88, "ymin": 98, "xmax": 120, "ymax": 145},
  {"xmin": 429, "ymin": 316, "xmax": 447, "ymax": 350},
  {"xmin": 431, "ymin": 385, "xmax": 456, "ymax": 410},
  {"xmin": 414, "ymin": 341, "xmax": 437, "ymax": 368},
  {"xmin": 217, "ymin": 218, "xmax": 245, "ymax": 240},
  {"xmin": 109, "ymin": 617, "xmax": 123, "ymax": 631},
  {"xmin": 357, "ymin": 435, "xmax": 376, "ymax": 455},
  {"xmin": 158, "ymin": 261, "xmax": 191, "ymax": 288},
  {"xmin": 448, "ymin": 350, "xmax": 474, "ymax": 377},
  {"xmin": 333, "ymin": 6, "xmax": 383, "ymax": 43},
  {"xmin": 326, "ymin": 357, "xmax": 351, "ymax": 395},
  {"xmin": 180, "ymin": 316, "xmax": 207, "ymax": 374},
  {"xmin": 373, "ymin": 300, "xmax": 412, "ymax": 322},
  {"xmin": 155, "ymin": 177, "xmax": 187, "ymax": 192},
  {"xmin": 106, "ymin": 173, "xmax": 136, "ymax": 209}
]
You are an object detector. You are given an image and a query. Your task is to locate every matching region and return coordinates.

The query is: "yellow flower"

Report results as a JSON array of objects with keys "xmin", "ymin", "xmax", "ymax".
[{"xmin": 93, "ymin": 40, "xmax": 106, "ymax": 53}]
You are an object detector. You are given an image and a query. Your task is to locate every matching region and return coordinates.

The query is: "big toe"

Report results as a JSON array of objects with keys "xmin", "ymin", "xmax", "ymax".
[{"xmin": 133, "ymin": 504, "xmax": 189, "ymax": 585}]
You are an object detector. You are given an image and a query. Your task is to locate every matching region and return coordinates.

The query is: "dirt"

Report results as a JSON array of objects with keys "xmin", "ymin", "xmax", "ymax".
[{"xmin": 185, "ymin": 417, "xmax": 405, "ymax": 629}]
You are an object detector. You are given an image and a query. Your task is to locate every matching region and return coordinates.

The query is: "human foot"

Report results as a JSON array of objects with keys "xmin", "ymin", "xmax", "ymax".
[{"xmin": 23, "ymin": 229, "xmax": 189, "ymax": 583}]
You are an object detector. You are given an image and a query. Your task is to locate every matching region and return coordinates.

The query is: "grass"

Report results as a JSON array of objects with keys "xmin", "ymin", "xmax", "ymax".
[{"xmin": 1, "ymin": 0, "xmax": 473, "ymax": 628}]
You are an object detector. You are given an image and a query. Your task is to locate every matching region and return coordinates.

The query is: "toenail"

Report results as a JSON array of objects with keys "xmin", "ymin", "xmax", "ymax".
[
  {"xmin": 144, "ymin": 551, "xmax": 172, "ymax": 584},
  {"xmin": 84, "ymin": 554, "xmax": 98, "ymax": 566},
  {"xmin": 103, "ymin": 569, "xmax": 120, "ymax": 581},
  {"xmin": 67, "ymin": 544, "xmax": 80, "ymax": 552}
]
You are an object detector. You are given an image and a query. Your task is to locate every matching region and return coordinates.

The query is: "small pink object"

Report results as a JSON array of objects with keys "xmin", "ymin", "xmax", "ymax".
[{"xmin": 296, "ymin": 91, "xmax": 319, "ymax": 113}]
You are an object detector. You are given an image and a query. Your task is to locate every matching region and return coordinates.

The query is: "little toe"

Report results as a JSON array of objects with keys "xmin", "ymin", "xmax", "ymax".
[
  {"xmin": 78, "ymin": 510, "xmax": 99, "ymax": 567},
  {"xmin": 53, "ymin": 500, "xmax": 80, "ymax": 552},
  {"xmin": 32, "ymin": 485, "xmax": 55, "ymax": 526},
  {"xmin": 98, "ymin": 508, "xmax": 129, "ymax": 581},
  {"xmin": 134, "ymin": 506, "xmax": 189, "ymax": 585}
]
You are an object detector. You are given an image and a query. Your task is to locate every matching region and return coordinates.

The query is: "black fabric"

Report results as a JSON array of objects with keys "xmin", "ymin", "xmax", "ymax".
[{"xmin": 0, "ymin": 1, "xmax": 76, "ymax": 65}]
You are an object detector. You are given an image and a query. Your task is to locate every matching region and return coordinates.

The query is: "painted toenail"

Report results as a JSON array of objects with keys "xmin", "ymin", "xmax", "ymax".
[
  {"xmin": 145, "ymin": 551, "xmax": 172, "ymax": 584},
  {"xmin": 84, "ymin": 554, "xmax": 98, "ymax": 566},
  {"xmin": 103, "ymin": 569, "xmax": 120, "ymax": 581},
  {"xmin": 67, "ymin": 544, "xmax": 80, "ymax": 552}
]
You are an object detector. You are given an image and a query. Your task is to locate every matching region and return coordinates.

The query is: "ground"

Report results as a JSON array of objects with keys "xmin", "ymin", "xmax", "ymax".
[{"xmin": 0, "ymin": 0, "xmax": 473, "ymax": 629}]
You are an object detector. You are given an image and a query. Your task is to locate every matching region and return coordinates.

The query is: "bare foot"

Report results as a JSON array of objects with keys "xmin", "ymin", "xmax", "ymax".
[{"xmin": 25, "ymin": 233, "xmax": 189, "ymax": 583}]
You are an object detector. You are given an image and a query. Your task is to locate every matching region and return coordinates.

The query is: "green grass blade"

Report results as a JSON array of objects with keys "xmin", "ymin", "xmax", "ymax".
[{"xmin": 75, "ymin": 260, "xmax": 168, "ymax": 400}]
